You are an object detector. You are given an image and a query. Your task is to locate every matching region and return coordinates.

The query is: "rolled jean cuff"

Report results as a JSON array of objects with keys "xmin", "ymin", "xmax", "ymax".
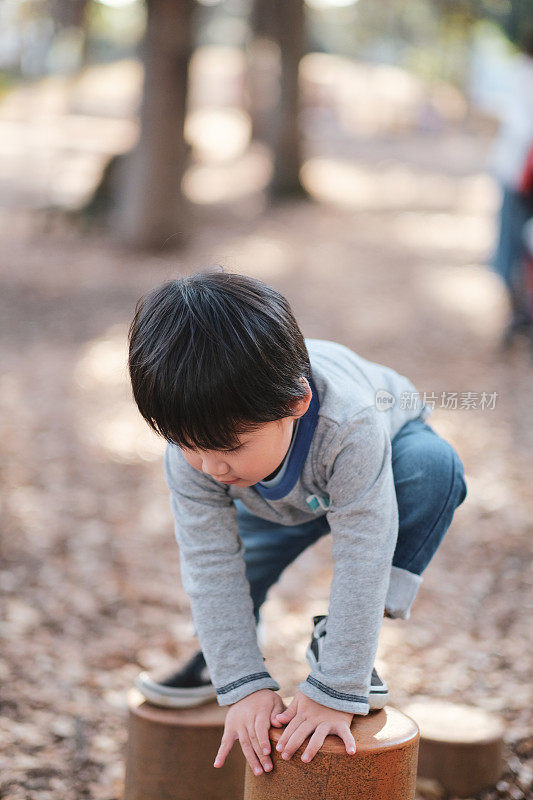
[{"xmin": 385, "ymin": 566, "xmax": 423, "ymax": 620}]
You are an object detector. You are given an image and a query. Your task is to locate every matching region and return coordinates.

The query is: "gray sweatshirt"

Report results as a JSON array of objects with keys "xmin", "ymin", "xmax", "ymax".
[{"xmin": 164, "ymin": 339, "xmax": 430, "ymax": 715}]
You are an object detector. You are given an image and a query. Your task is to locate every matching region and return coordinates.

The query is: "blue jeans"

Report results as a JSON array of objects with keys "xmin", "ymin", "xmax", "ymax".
[
  {"xmin": 492, "ymin": 186, "xmax": 533, "ymax": 309},
  {"xmin": 237, "ymin": 417, "xmax": 467, "ymax": 622}
]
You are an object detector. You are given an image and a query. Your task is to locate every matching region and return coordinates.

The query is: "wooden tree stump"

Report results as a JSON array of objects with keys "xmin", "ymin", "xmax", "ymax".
[
  {"xmin": 123, "ymin": 689, "xmax": 245, "ymax": 800},
  {"xmin": 403, "ymin": 699, "xmax": 505, "ymax": 797},
  {"xmin": 244, "ymin": 703, "xmax": 419, "ymax": 800}
]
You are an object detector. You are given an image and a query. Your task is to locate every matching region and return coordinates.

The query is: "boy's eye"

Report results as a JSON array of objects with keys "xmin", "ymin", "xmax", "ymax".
[{"xmin": 223, "ymin": 443, "xmax": 245, "ymax": 454}]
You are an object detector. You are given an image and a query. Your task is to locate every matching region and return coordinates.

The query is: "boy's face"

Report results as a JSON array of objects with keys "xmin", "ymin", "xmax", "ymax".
[{"xmin": 180, "ymin": 379, "xmax": 312, "ymax": 487}]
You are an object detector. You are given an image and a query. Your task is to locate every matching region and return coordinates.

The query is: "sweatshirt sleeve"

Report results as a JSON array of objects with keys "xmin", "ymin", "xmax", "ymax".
[
  {"xmin": 164, "ymin": 444, "xmax": 280, "ymax": 705},
  {"xmin": 297, "ymin": 408, "xmax": 398, "ymax": 715}
]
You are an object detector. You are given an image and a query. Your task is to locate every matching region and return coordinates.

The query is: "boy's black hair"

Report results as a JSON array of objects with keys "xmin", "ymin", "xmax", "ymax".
[{"xmin": 128, "ymin": 268, "xmax": 311, "ymax": 451}]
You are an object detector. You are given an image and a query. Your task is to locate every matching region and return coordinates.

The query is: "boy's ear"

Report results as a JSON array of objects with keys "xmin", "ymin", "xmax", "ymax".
[{"xmin": 293, "ymin": 378, "xmax": 312, "ymax": 418}]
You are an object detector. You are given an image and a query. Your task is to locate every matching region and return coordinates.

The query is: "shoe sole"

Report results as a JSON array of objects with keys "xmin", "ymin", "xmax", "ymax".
[
  {"xmin": 134, "ymin": 673, "xmax": 217, "ymax": 709},
  {"xmin": 305, "ymin": 646, "xmax": 389, "ymax": 711}
]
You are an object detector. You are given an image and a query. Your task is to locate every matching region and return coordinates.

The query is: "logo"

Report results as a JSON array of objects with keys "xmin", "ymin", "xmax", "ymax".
[{"xmin": 375, "ymin": 390, "xmax": 396, "ymax": 412}]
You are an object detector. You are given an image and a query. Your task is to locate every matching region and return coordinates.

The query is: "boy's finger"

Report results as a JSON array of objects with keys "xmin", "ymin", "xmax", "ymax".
[
  {"xmin": 280, "ymin": 721, "xmax": 315, "ymax": 758},
  {"xmin": 300, "ymin": 724, "xmax": 330, "ymax": 763},
  {"xmin": 276, "ymin": 706, "xmax": 296, "ymax": 723},
  {"xmin": 336, "ymin": 724, "xmax": 356, "ymax": 755},
  {"xmin": 248, "ymin": 724, "xmax": 272, "ymax": 771},
  {"xmin": 275, "ymin": 715, "xmax": 301, "ymax": 751},
  {"xmin": 254, "ymin": 716, "xmax": 271, "ymax": 756},
  {"xmin": 213, "ymin": 731, "xmax": 237, "ymax": 768},
  {"xmin": 271, "ymin": 704, "xmax": 285, "ymax": 726},
  {"xmin": 239, "ymin": 732, "xmax": 265, "ymax": 777}
]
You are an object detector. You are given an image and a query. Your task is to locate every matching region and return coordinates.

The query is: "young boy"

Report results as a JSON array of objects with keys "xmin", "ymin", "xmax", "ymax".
[{"xmin": 128, "ymin": 269, "xmax": 467, "ymax": 776}]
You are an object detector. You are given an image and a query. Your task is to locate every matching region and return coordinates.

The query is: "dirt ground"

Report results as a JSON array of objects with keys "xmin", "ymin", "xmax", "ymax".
[{"xmin": 0, "ymin": 55, "xmax": 532, "ymax": 800}]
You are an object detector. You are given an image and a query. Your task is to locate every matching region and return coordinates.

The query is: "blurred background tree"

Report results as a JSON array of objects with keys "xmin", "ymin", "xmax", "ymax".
[
  {"xmin": 115, "ymin": 0, "xmax": 196, "ymax": 250},
  {"xmin": 247, "ymin": 0, "xmax": 307, "ymax": 199}
]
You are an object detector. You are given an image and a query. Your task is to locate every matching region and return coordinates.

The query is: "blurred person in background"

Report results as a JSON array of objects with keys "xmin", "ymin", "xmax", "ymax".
[
  {"xmin": 490, "ymin": 26, "xmax": 533, "ymax": 350},
  {"xmin": 518, "ymin": 143, "xmax": 533, "ymax": 334}
]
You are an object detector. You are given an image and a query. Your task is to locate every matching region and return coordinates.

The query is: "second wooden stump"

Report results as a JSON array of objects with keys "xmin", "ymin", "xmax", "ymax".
[{"xmin": 123, "ymin": 690, "xmax": 245, "ymax": 800}]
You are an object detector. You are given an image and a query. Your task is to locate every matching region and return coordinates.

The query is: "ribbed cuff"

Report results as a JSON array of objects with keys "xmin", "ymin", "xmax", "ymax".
[
  {"xmin": 215, "ymin": 672, "xmax": 280, "ymax": 706},
  {"xmin": 385, "ymin": 566, "xmax": 423, "ymax": 620},
  {"xmin": 297, "ymin": 676, "xmax": 370, "ymax": 715}
]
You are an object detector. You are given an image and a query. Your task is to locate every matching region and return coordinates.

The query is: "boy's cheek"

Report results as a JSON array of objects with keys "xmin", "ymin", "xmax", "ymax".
[{"xmin": 180, "ymin": 450, "xmax": 197, "ymax": 468}]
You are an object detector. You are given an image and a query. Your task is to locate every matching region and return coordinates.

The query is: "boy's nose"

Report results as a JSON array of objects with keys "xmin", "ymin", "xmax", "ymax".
[{"xmin": 201, "ymin": 456, "xmax": 229, "ymax": 477}]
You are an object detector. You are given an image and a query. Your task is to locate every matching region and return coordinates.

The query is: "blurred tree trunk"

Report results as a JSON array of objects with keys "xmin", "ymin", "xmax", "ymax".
[
  {"xmin": 247, "ymin": 0, "xmax": 281, "ymax": 145},
  {"xmin": 272, "ymin": 0, "xmax": 306, "ymax": 197},
  {"xmin": 247, "ymin": 0, "xmax": 308, "ymax": 199},
  {"xmin": 49, "ymin": 0, "xmax": 89, "ymax": 28},
  {"xmin": 116, "ymin": 0, "xmax": 195, "ymax": 250},
  {"xmin": 49, "ymin": 0, "xmax": 92, "ymax": 70}
]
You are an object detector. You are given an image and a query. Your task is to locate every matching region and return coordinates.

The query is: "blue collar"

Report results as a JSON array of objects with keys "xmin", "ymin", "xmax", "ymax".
[{"xmin": 253, "ymin": 376, "xmax": 319, "ymax": 501}]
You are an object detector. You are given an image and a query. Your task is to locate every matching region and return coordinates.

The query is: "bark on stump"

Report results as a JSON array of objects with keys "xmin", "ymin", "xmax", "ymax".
[
  {"xmin": 244, "ymin": 704, "xmax": 419, "ymax": 800},
  {"xmin": 123, "ymin": 690, "xmax": 245, "ymax": 800},
  {"xmin": 403, "ymin": 699, "xmax": 505, "ymax": 797}
]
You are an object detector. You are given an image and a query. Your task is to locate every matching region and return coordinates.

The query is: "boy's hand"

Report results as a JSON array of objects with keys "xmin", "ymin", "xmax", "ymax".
[
  {"xmin": 213, "ymin": 689, "xmax": 285, "ymax": 776},
  {"xmin": 273, "ymin": 689, "xmax": 356, "ymax": 763}
]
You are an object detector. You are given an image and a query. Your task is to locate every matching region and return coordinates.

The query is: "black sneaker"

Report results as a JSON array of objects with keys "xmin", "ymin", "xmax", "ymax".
[
  {"xmin": 305, "ymin": 614, "xmax": 389, "ymax": 711},
  {"xmin": 134, "ymin": 650, "xmax": 217, "ymax": 708}
]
